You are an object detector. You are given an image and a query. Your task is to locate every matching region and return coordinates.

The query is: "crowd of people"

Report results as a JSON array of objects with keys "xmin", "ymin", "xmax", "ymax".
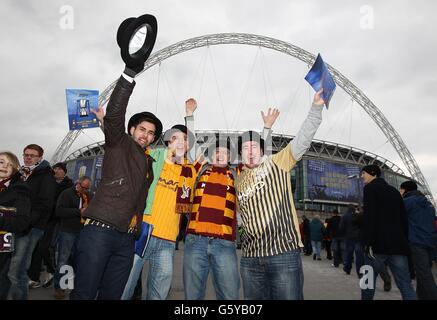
[
  {"xmin": 1, "ymin": 63, "xmax": 436, "ymax": 301},
  {"xmin": 300, "ymin": 167, "xmax": 437, "ymax": 300}
]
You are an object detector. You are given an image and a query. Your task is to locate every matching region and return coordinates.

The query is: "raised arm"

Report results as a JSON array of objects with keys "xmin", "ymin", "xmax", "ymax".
[
  {"xmin": 261, "ymin": 108, "xmax": 280, "ymax": 156},
  {"xmin": 272, "ymin": 90, "xmax": 324, "ymax": 170},
  {"xmin": 290, "ymin": 90, "xmax": 324, "ymax": 161},
  {"xmin": 103, "ymin": 74, "xmax": 135, "ymax": 147},
  {"xmin": 185, "ymin": 98, "xmax": 200, "ymax": 163}
]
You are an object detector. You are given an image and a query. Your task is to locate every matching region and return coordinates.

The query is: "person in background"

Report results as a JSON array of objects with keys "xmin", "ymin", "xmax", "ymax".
[
  {"xmin": 7, "ymin": 144, "xmax": 56, "ymax": 300},
  {"xmin": 400, "ymin": 180, "xmax": 437, "ymax": 300},
  {"xmin": 324, "ymin": 218, "xmax": 332, "ymax": 260},
  {"xmin": 302, "ymin": 215, "xmax": 312, "ymax": 256},
  {"xmin": 28, "ymin": 162, "xmax": 73, "ymax": 289},
  {"xmin": 53, "ymin": 176, "xmax": 92, "ymax": 299},
  {"xmin": 340, "ymin": 204, "xmax": 364, "ymax": 277},
  {"xmin": 310, "ymin": 215, "xmax": 325, "ymax": 261},
  {"xmin": 0, "ymin": 152, "xmax": 31, "ymax": 299},
  {"xmin": 329, "ymin": 209, "xmax": 343, "ymax": 267},
  {"xmin": 360, "ymin": 164, "xmax": 416, "ymax": 300}
]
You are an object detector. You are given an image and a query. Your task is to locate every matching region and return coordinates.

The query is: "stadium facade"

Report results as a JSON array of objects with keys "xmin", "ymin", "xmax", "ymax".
[{"xmin": 64, "ymin": 130, "xmax": 415, "ymax": 217}]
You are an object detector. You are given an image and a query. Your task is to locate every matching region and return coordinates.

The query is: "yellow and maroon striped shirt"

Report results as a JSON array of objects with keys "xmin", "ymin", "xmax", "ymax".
[{"xmin": 187, "ymin": 166, "xmax": 237, "ymax": 241}]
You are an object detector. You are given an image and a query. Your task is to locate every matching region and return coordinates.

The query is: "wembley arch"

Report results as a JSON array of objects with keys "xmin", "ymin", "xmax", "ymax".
[{"xmin": 51, "ymin": 33, "xmax": 435, "ymax": 203}]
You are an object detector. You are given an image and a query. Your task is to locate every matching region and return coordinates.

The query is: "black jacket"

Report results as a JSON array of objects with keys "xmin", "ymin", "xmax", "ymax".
[
  {"xmin": 361, "ymin": 177, "xmax": 409, "ymax": 255},
  {"xmin": 56, "ymin": 186, "xmax": 88, "ymax": 233},
  {"xmin": 56, "ymin": 176, "xmax": 74, "ymax": 200},
  {"xmin": 328, "ymin": 215, "xmax": 342, "ymax": 239},
  {"xmin": 48, "ymin": 176, "xmax": 74, "ymax": 222},
  {"xmin": 340, "ymin": 208, "xmax": 362, "ymax": 241},
  {"xmin": 25, "ymin": 160, "xmax": 57, "ymax": 230},
  {"xmin": 0, "ymin": 173, "xmax": 31, "ymax": 234},
  {"xmin": 83, "ymin": 76, "xmax": 154, "ymax": 237}
]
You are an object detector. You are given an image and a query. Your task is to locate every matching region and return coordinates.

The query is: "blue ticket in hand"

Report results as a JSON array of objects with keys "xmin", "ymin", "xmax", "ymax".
[{"xmin": 304, "ymin": 53, "xmax": 336, "ymax": 108}]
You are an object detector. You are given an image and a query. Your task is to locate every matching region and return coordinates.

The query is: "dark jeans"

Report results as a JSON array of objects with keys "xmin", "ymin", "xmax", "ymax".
[
  {"xmin": 410, "ymin": 245, "xmax": 437, "ymax": 300},
  {"xmin": 28, "ymin": 220, "xmax": 58, "ymax": 281},
  {"xmin": 0, "ymin": 253, "xmax": 12, "ymax": 299},
  {"xmin": 361, "ymin": 254, "xmax": 417, "ymax": 300},
  {"xmin": 343, "ymin": 239, "xmax": 364, "ymax": 276},
  {"xmin": 240, "ymin": 249, "xmax": 304, "ymax": 300},
  {"xmin": 7, "ymin": 228, "xmax": 44, "ymax": 299},
  {"xmin": 331, "ymin": 238, "xmax": 343, "ymax": 267},
  {"xmin": 324, "ymin": 240, "xmax": 332, "ymax": 259},
  {"xmin": 304, "ymin": 237, "xmax": 312, "ymax": 255},
  {"xmin": 70, "ymin": 225, "xmax": 135, "ymax": 300}
]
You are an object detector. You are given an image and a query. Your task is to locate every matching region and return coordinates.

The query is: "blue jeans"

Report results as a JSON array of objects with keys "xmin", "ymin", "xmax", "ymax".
[
  {"xmin": 361, "ymin": 254, "xmax": 417, "ymax": 300},
  {"xmin": 311, "ymin": 241, "xmax": 322, "ymax": 259},
  {"xmin": 343, "ymin": 239, "xmax": 364, "ymax": 276},
  {"xmin": 183, "ymin": 234, "xmax": 240, "ymax": 300},
  {"xmin": 121, "ymin": 236, "xmax": 175, "ymax": 300},
  {"xmin": 7, "ymin": 228, "xmax": 44, "ymax": 300},
  {"xmin": 240, "ymin": 249, "xmax": 304, "ymax": 300},
  {"xmin": 70, "ymin": 225, "xmax": 135, "ymax": 300},
  {"xmin": 54, "ymin": 231, "xmax": 79, "ymax": 290}
]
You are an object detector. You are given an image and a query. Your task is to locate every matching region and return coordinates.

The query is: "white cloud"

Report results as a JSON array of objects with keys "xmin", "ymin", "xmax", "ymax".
[{"xmin": 0, "ymin": 0, "xmax": 436, "ymax": 198}]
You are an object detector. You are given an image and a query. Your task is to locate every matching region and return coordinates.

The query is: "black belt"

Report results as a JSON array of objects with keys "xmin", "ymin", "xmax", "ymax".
[{"xmin": 84, "ymin": 218, "xmax": 136, "ymax": 234}]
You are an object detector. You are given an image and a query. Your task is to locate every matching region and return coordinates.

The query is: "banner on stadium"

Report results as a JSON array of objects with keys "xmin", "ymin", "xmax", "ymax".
[
  {"xmin": 65, "ymin": 89, "xmax": 99, "ymax": 130},
  {"xmin": 72, "ymin": 158, "xmax": 95, "ymax": 182},
  {"xmin": 306, "ymin": 159, "xmax": 363, "ymax": 203}
]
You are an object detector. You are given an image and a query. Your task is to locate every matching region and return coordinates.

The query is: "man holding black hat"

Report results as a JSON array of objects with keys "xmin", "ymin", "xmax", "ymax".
[
  {"xmin": 70, "ymin": 15, "xmax": 162, "ymax": 299},
  {"xmin": 360, "ymin": 164, "xmax": 417, "ymax": 300},
  {"xmin": 121, "ymin": 103, "xmax": 201, "ymax": 300},
  {"xmin": 400, "ymin": 180, "xmax": 437, "ymax": 299},
  {"xmin": 235, "ymin": 90, "xmax": 325, "ymax": 300}
]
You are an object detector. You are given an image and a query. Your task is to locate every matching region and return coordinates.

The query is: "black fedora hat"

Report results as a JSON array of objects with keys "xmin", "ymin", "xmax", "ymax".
[{"xmin": 127, "ymin": 111, "xmax": 162, "ymax": 143}]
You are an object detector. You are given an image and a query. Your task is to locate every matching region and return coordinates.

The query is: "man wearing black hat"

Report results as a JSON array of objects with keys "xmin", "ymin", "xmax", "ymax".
[
  {"xmin": 360, "ymin": 164, "xmax": 417, "ymax": 300},
  {"xmin": 399, "ymin": 180, "xmax": 437, "ymax": 299},
  {"xmin": 235, "ymin": 90, "xmax": 325, "ymax": 300},
  {"xmin": 121, "ymin": 112, "xmax": 200, "ymax": 300},
  {"xmin": 70, "ymin": 63, "xmax": 162, "ymax": 299}
]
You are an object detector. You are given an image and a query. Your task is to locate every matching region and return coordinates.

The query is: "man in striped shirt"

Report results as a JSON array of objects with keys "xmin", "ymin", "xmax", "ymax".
[{"xmin": 235, "ymin": 90, "xmax": 325, "ymax": 300}]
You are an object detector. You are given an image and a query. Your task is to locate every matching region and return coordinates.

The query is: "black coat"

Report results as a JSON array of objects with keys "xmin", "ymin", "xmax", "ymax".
[
  {"xmin": 83, "ymin": 76, "xmax": 154, "ymax": 237},
  {"xmin": 56, "ymin": 186, "xmax": 88, "ymax": 233},
  {"xmin": 0, "ymin": 173, "xmax": 31, "ymax": 234},
  {"xmin": 361, "ymin": 177, "xmax": 409, "ymax": 255},
  {"xmin": 56, "ymin": 176, "xmax": 74, "ymax": 200},
  {"xmin": 328, "ymin": 215, "xmax": 342, "ymax": 239},
  {"xmin": 47, "ymin": 176, "xmax": 74, "ymax": 222},
  {"xmin": 25, "ymin": 160, "xmax": 57, "ymax": 230},
  {"xmin": 340, "ymin": 208, "xmax": 362, "ymax": 241}
]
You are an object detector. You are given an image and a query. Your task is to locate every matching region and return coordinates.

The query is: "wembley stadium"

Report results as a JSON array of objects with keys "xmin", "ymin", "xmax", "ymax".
[
  {"xmin": 61, "ymin": 129, "xmax": 417, "ymax": 219},
  {"xmin": 51, "ymin": 33, "xmax": 434, "ymax": 218}
]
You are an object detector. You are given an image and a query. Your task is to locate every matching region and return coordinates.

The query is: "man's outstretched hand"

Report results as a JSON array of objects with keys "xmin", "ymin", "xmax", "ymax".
[
  {"xmin": 185, "ymin": 98, "xmax": 198, "ymax": 117},
  {"xmin": 313, "ymin": 89, "xmax": 325, "ymax": 107},
  {"xmin": 91, "ymin": 105, "xmax": 105, "ymax": 126},
  {"xmin": 261, "ymin": 107, "xmax": 280, "ymax": 129}
]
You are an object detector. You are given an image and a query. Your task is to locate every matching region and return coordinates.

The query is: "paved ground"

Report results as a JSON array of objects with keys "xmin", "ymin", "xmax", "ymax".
[{"xmin": 28, "ymin": 244, "xmax": 437, "ymax": 300}]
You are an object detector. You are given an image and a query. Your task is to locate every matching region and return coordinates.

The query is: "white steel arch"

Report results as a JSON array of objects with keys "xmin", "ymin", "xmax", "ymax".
[{"xmin": 51, "ymin": 33, "xmax": 434, "ymax": 203}]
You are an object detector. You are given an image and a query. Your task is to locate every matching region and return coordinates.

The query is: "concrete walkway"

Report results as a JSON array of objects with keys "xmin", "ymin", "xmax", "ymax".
[{"xmin": 28, "ymin": 244, "xmax": 436, "ymax": 300}]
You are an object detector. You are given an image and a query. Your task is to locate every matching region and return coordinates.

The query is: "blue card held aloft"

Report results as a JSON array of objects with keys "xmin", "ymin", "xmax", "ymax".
[{"xmin": 304, "ymin": 53, "xmax": 336, "ymax": 108}]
